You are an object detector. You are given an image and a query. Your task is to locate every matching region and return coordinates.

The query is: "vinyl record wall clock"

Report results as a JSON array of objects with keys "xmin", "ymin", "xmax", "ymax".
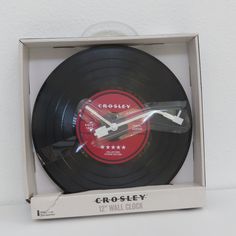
[{"xmin": 32, "ymin": 45, "xmax": 192, "ymax": 193}]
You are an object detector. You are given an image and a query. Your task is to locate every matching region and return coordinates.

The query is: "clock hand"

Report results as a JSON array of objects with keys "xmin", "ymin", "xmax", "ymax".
[
  {"xmin": 116, "ymin": 110, "xmax": 183, "ymax": 127},
  {"xmin": 85, "ymin": 105, "xmax": 113, "ymax": 127},
  {"xmin": 94, "ymin": 109, "xmax": 184, "ymax": 138}
]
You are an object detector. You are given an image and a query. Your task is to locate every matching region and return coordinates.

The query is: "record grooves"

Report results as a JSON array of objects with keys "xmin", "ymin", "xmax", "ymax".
[{"xmin": 32, "ymin": 45, "xmax": 192, "ymax": 193}]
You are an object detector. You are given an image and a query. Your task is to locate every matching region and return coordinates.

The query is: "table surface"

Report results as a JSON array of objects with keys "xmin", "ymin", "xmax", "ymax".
[{"xmin": 0, "ymin": 188, "xmax": 235, "ymax": 236}]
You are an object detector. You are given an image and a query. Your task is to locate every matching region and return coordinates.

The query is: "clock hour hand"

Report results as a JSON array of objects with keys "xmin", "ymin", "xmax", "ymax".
[{"xmin": 85, "ymin": 105, "xmax": 113, "ymax": 127}]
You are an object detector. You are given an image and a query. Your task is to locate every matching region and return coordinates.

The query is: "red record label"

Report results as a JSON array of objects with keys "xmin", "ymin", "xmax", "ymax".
[{"xmin": 76, "ymin": 90, "xmax": 150, "ymax": 164}]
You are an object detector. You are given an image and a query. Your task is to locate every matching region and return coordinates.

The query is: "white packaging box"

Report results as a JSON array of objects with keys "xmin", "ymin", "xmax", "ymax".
[{"xmin": 20, "ymin": 34, "xmax": 206, "ymax": 220}]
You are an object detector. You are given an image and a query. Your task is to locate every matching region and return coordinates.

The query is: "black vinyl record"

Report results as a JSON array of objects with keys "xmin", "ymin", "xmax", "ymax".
[{"xmin": 32, "ymin": 45, "xmax": 192, "ymax": 193}]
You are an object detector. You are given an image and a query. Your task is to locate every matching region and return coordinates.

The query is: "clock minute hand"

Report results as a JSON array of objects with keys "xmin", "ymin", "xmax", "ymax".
[
  {"xmin": 94, "ymin": 109, "xmax": 184, "ymax": 139},
  {"xmin": 115, "ymin": 111, "xmax": 151, "ymax": 127},
  {"xmin": 116, "ymin": 110, "xmax": 184, "ymax": 127}
]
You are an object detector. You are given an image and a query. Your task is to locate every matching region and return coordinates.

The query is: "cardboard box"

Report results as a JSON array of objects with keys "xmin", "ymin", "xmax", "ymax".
[{"xmin": 20, "ymin": 34, "xmax": 206, "ymax": 219}]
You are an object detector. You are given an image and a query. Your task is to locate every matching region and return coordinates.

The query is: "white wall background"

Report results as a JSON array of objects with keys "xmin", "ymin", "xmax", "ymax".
[{"xmin": 0, "ymin": 0, "xmax": 235, "ymax": 205}]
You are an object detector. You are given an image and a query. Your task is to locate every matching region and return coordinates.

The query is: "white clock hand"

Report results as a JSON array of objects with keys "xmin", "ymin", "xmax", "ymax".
[
  {"xmin": 85, "ymin": 105, "xmax": 113, "ymax": 127},
  {"xmin": 94, "ymin": 109, "xmax": 184, "ymax": 138},
  {"xmin": 113, "ymin": 110, "xmax": 183, "ymax": 127}
]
